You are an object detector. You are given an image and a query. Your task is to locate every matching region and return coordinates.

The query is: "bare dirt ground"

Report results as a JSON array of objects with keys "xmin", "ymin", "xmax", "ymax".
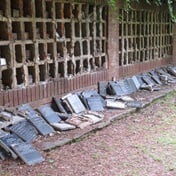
[{"xmin": 1, "ymin": 90, "xmax": 176, "ymax": 176}]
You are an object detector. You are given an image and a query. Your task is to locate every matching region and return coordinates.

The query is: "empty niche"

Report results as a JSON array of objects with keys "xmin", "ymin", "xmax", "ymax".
[
  {"xmin": 96, "ymin": 40, "xmax": 100, "ymax": 54},
  {"xmin": 48, "ymin": 63, "xmax": 55, "ymax": 78},
  {"xmin": 15, "ymin": 45, "xmax": 23, "ymax": 63},
  {"xmin": 96, "ymin": 6, "xmax": 101, "ymax": 21},
  {"xmin": 83, "ymin": 41, "xmax": 88, "ymax": 55},
  {"xmin": 96, "ymin": 23, "xmax": 100, "ymax": 37},
  {"xmin": 46, "ymin": 22, "xmax": 54, "ymax": 39},
  {"xmin": 35, "ymin": 0, "xmax": 43, "ymax": 18},
  {"xmin": 0, "ymin": 45, "xmax": 11, "ymax": 65},
  {"xmin": 39, "ymin": 43, "xmax": 46, "ymax": 60},
  {"xmin": 23, "ymin": 0, "xmax": 32, "ymax": 17},
  {"xmin": 12, "ymin": 22, "xmax": 22, "ymax": 40},
  {"xmin": 57, "ymin": 42, "xmax": 64, "ymax": 57},
  {"xmin": 28, "ymin": 66, "xmax": 35, "ymax": 84},
  {"xmin": 89, "ymin": 58, "xmax": 94, "ymax": 70},
  {"xmin": 75, "ymin": 23, "xmax": 80, "ymax": 37},
  {"xmin": 64, "ymin": 3, "xmax": 71, "ymax": 19},
  {"xmin": 24, "ymin": 22, "xmax": 33, "ymax": 40},
  {"xmin": 88, "ymin": 5, "xmax": 94, "ymax": 20},
  {"xmin": 0, "ymin": 22, "xmax": 9, "ymax": 40},
  {"xmin": 72, "ymin": 4, "xmax": 79, "ymax": 19},
  {"xmin": 102, "ymin": 23, "xmax": 106, "ymax": 37},
  {"xmin": 36, "ymin": 22, "xmax": 44, "ymax": 39},
  {"xmin": 83, "ymin": 59, "xmax": 88, "ymax": 72},
  {"xmin": 123, "ymin": 53, "xmax": 127, "ymax": 65},
  {"xmin": 66, "ymin": 41, "xmax": 72, "ymax": 57},
  {"xmin": 101, "ymin": 56, "xmax": 106, "ymax": 68},
  {"xmin": 119, "ymin": 53, "xmax": 122, "ymax": 66},
  {"xmin": 47, "ymin": 43, "xmax": 54, "ymax": 60},
  {"xmin": 102, "ymin": 6, "xmax": 107, "ymax": 21},
  {"xmin": 74, "ymin": 41, "xmax": 80, "ymax": 56},
  {"xmin": 16, "ymin": 67, "xmax": 24, "ymax": 85},
  {"xmin": 58, "ymin": 62, "xmax": 64, "ymax": 77},
  {"xmin": 2, "ymin": 69, "xmax": 12, "ymax": 89},
  {"xmin": 56, "ymin": 23, "xmax": 64, "ymax": 38},
  {"xmin": 95, "ymin": 57, "xmax": 100, "ymax": 68},
  {"xmin": 45, "ymin": 1, "xmax": 52, "ymax": 18},
  {"xmin": 76, "ymin": 60, "xmax": 81, "ymax": 74},
  {"xmin": 82, "ymin": 23, "xmax": 87, "ymax": 38},
  {"xmin": 82, "ymin": 4, "xmax": 88, "ymax": 19},
  {"xmin": 39, "ymin": 65, "xmax": 46, "ymax": 81},
  {"xmin": 11, "ymin": 0, "xmax": 22, "ymax": 17},
  {"xmin": 67, "ymin": 60, "xmax": 74, "ymax": 75},
  {"xmin": 0, "ymin": 0, "xmax": 7, "ymax": 16},
  {"xmin": 89, "ymin": 23, "xmax": 93, "ymax": 37},
  {"xmin": 25, "ymin": 44, "xmax": 35, "ymax": 62},
  {"xmin": 55, "ymin": 2, "xmax": 62, "ymax": 19},
  {"xmin": 102, "ymin": 40, "xmax": 106, "ymax": 53},
  {"xmin": 65, "ymin": 23, "xmax": 71, "ymax": 38},
  {"xmin": 90, "ymin": 40, "xmax": 94, "ymax": 55}
]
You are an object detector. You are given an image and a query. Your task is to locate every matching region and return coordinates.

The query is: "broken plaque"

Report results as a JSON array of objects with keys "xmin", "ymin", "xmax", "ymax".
[
  {"xmin": 38, "ymin": 105, "xmax": 61, "ymax": 124},
  {"xmin": 9, "ymin": 120, "xmax": 38, "ymax": 143},
  {"xmin": 126, "ymin": 101, "xmax": 144, "ymax": 108},
  {"xmin": 53, "ymin": 97, "xmax": 68, "ymax": 114},
  {"xmin": 0, "ymin": 133, "xmax": 24, "ymax": 159},
  {"xmin": 98, "ymin": 81, "xmax": 107, "ymax": 97},
  {"xmin": 11, "ymin": 143, "xmax": 44, "ymax": 165},
  {"xmin": 27, "ymin": 112, "xmax": 55, "ymax": 136},
  {"xmin": 51, "ymin": 122, "xmax": 76, "ymax": 131},
  {"xmin": 107, "ymin": 81, "xmax": 125, "ymax": 96},
  {"xmin": 0, "ymin": 145, "xmax": 9, "ymax": 160}
]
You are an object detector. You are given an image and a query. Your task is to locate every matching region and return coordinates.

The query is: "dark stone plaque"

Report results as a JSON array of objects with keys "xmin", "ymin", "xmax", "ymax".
[
  {"xmin": 9, "ymin": 120, "xmax": 38, "ymax": 143},
  {"xmin": 86, "ymin": 96, "xmax": 104, "ymax": 111},
  {"xmin": 53, "ymin": 97, "xmax": 68, "ymax": 114},
  {"xmin": 118, "ymin": 79, "xmax": 135, "ymax": 95},
  {"xmin": 27, "ymin": 112, "xmax": 55, "ymax": 136},
  {"xmin": 98, "ymin": 81, "xmax": 107, "ymax": 97},
  {"xmin": 11, "ymin": 143, "xmax": 44, "ymax": 165},
  {"xmin": 149, "ymin": 71, "xmax": 162, "ymax": 85},
  {"xmin": 108, "ymin": 81, "xmax": 124, "ymax": 95},
  {"xmin": 65, "ymin": 94, "xmax": 86, "ymax": 114},
  {"xmin": 0, "ymin": 133, "xmax": 24, "ymax": 159},
  {"xmin": 136, "ymin": 75, "xmax": 145, "ymax": 86},
  {"xmin": 38, "ymin": 105, "xmax": 61, "ymax": 124}
]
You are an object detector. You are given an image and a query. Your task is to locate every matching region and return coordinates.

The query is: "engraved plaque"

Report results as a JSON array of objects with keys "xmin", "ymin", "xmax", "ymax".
[
  {"xmin": 38, "ymin": 105, "xmax": 61, "ymax": 124},
  {"xmin": 0, "ymin": 133, "xmax": 24, "ymax": 159},
  {"xmin": 142, "ymin": 74, "xmax": 156, "ymax": 86},
  {"xmin": 86, "ymin": 96, "xmax": 104, "ymax": 111},
  {"xmin": 9, "ymin": 120, "xmax": 38, "ymax": 143},
  {"xmin": 98, "ymin": 81, "xmax": 107, "ymax": 97},
  {"xmin": 27, "ymin": 112, "xmax": 55, "ymax": 136},
  {"xmin": 11, "ymin": 143, "xmax": 44, "ymax": 165},
  {"xmin": 108, "ymin": 81, "xmax": 124, "ymax": 95},
  {"xmin": 65, "ymin": 94, "xmax": 86, "ymax": 113}
]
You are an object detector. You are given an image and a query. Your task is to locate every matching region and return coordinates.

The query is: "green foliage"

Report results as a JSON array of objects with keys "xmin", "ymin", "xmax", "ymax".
[{"xmin": 107, "ymin": 0, "xmax": 176, "ymax": 22}]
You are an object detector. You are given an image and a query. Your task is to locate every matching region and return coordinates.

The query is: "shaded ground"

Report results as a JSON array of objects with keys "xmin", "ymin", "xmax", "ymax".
[{"xmin": 1, "ymin": 90, "xmax": 176, "ymax": 176}]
